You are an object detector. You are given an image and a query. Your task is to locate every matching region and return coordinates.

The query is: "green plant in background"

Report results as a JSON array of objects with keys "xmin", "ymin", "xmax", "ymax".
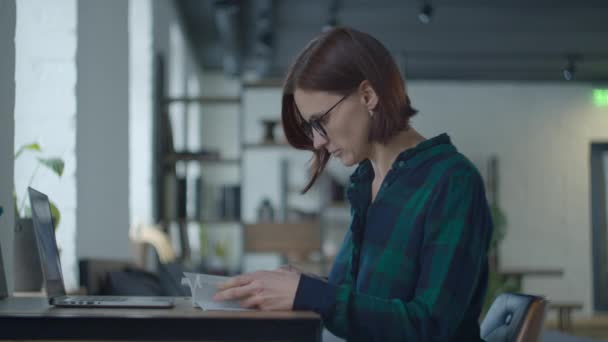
[
  {"xmin": 489, "ymin": 204, "xmax": 507, "ymax": 254},
  {"xmin": 482, "ymin": 204, "xmax": 520, "ymax": 315},
  {"xmin": 14, "ymin": 142, "xmax": 64, "ymax": 230},
  {"xmin": 199, "ymin": 223, "xmax": 209, "ymax": 257},
  {"xmin": 213, "ymin": 238, "xmax": 229, "ymax": 263}
]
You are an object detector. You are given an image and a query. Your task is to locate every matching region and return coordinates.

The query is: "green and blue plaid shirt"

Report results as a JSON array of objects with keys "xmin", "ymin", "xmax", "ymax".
[{"xmin": 294, "ymin": 133, "xmax": 493, "ymax": 341}]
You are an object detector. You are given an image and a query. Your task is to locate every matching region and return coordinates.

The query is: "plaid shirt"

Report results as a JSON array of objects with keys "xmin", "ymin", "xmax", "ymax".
[{"xmin": 293, "ymin": 133, "xmax": 493, "ymax": 341}]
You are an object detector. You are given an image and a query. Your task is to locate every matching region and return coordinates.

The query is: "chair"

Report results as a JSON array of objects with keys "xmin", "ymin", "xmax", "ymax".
[
  {"xmin": 481, "ymin": 292, "xmax": 548, "ymax": 342},
  {"xmin": 130, "ymin": 224, "xmax": 189, "ymax": 296}
]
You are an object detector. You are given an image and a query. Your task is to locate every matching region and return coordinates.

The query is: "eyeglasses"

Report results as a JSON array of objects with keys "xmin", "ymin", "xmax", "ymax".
[{"xmin": 297, "ymin": 93, "xmax": 351, "ymax": 139}]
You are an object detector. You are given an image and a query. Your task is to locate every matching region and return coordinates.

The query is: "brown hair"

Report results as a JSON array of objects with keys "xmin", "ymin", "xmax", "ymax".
[{"xmin": 281, "ymin": 27, "xmax": 418, "ymax": 193}]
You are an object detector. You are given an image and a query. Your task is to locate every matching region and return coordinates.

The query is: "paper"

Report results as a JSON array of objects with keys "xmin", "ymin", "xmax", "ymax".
[{"xmin": 182, "ymin": 272, "xmax": 255, "ymax": 311}]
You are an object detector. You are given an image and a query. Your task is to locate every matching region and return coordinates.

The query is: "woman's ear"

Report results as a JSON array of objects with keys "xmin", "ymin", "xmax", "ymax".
[{"xmin": 358, "ymin": 80, "xmax": 378, "ymax": 112}]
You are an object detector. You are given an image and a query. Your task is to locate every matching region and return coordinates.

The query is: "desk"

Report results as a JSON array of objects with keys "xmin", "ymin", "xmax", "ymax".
[
  {"xmin": 498, "ymin": 268, "xmax": 564, "ymax": 290},
  {"xmin": 0, "ymin": 296, "xmax": 321, "ymax": 341}
]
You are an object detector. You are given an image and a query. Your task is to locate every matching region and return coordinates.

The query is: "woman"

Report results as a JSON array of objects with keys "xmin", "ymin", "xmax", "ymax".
[{"xmin": 214, "ymin": 27, "xmax": 493, "ymax": 341}]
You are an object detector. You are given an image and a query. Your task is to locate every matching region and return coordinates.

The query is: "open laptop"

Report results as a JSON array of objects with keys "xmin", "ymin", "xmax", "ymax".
[{"xmin": 28, "ymin": 187, "xmax": 173, "ymax": 308}]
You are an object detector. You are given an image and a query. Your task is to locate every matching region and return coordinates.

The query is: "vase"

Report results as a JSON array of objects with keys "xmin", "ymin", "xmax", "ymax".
[{"xmin": 13, "ymin": 218, "xmax": 43, "ymax": 292}]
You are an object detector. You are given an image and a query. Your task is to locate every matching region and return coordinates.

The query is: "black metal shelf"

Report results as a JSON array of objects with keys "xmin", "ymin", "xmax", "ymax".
[
  {"xmin": 242, "ymin": 142, "xmax": 290, "ymax": 149},
  {"xmin": 163, "ymin": 151, "xmax": 240, "ymax": 164},
  {"xmin": 163, "ymin": 96, "xmax": 241, "ymax": 105}
]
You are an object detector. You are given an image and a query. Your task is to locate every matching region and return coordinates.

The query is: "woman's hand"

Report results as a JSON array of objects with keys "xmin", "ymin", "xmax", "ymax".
[{"xmin": 213, "ymin": 269, "xmax": 301, "ymax": 311}]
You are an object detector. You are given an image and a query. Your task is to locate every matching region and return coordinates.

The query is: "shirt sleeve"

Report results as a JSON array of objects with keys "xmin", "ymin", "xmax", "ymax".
[{"xmin": 293, "ymin": 170, "xmax": 493, "ymax": 341}]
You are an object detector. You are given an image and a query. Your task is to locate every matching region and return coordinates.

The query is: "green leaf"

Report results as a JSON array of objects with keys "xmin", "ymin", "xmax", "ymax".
[
  {"xmin": 13, "ymin": 191, "xmax": 20, "ymax": 219},
  {"xmin": 23, "ymin": 206, "xmax": 31, "ymax": 217},
  {"xmin": 37, "ymin": 157, "xmax": 65, "ymax": 177},
  {"xmin": 15, "ymin": 142, "xmax": 41, "ymax": 159},
  {"xmin": 49, "ymin": 201, "xmax": 61, "ymax": 230}
]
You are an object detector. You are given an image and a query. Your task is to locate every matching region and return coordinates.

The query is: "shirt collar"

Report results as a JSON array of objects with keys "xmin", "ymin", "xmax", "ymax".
[{"xmin": 348, "ymin": 133, "xmax": 455, "ymax": 185}]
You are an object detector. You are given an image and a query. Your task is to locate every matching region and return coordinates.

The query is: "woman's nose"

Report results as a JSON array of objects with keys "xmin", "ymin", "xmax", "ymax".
[{"xmin": 312, "ymin": 129, "xmax": 328, "ymax": 150}]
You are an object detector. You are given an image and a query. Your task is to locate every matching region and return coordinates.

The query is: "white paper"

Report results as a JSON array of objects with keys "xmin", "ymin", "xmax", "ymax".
[{"xmin": 182, "ymin": 272, "xmax": 255, "ymax": 311}]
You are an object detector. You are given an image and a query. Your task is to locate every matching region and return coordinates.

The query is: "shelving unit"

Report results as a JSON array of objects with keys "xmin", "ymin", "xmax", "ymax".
[
  {"xmin": 153, "ymin": 54, "xmax": 244, "ymax": 266},
  {"xmin": 153, "ymin": 55, "xmax": 352, "ymax": 276}
]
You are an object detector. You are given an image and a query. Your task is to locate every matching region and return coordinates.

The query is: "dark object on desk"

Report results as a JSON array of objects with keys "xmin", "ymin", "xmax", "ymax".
[
  {"xmin": 100, "ymin": 267, "xmax": 165, "ymax": 297},
  {"xmin": 28, "ymin": 187, "xmax": 173, "ymax": 308},
  {"xmin": 13, "ymin": 218, "xmax": 43, "ymax": 291},
  {"xmin": 481, "ymin": 292, "xmax": 547, "ymax": 342},
  {"xmin": 80, "ymin": 256, "xmax": 190, "ymax": 298},
  {"xmin": 99, "ymin": 263, "xmax": 190, "ymax": 297},
  {"xmin": 157, "ymin": 259, "xmax": 191, "ymax": 296},
  {"xmin": 79, "ymin": 259, "xmax": 134, "ymax": 296}
]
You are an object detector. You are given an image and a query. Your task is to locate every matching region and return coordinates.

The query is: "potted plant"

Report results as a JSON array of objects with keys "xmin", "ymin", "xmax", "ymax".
[{"xmin": 13, "ymin": 142, "xmax": 64, "ymax": 291}]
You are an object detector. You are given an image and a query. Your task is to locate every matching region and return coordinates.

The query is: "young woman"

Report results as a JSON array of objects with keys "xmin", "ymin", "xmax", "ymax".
[{"xmin": 214, "ymin": 27, "xmax": 493, "ymax": 341}]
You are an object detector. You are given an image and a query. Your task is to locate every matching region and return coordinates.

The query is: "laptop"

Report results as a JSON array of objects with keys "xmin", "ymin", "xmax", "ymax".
[{"xmin": 28, "ymin": 187, "xmax": 173, "ymax": 308}]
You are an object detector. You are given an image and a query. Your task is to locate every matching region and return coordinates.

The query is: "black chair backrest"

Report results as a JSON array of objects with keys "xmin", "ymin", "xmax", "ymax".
[{"xmin": 480, "ymin": 292, "xmax": 542, "ymax": 342}]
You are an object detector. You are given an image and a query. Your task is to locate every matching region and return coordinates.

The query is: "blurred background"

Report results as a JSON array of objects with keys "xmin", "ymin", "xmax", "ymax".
[{"xmin": 1, "ymin": 0, "xmax": 608, "ymax": 340}]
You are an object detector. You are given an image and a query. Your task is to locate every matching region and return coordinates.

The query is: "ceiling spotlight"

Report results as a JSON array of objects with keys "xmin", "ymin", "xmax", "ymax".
[
  {"xmin": 323, "ymin": 0, "xmax": 340, "ymax": 32},
  {"xmin": 562, "ymin": 55, "xmax": 580, "ymax": 81},
  {"xmin": 322, "ymin": 17, "xmax": 338, "ymax": 32},
  {"xmin": 418, "ymin": 3, "xmax": 433, "ymax": 24}
]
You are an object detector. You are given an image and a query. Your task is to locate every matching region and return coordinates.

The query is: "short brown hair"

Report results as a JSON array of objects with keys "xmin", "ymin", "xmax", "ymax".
[{"xmin": 281, "ymin": 27, "xmax": 418, "ymax": 193}]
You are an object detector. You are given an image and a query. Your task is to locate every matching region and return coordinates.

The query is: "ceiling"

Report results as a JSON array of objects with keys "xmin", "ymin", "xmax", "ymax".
[{"xmin": 176, "ymin": 0, "xmax": 608, "ymax": 83}]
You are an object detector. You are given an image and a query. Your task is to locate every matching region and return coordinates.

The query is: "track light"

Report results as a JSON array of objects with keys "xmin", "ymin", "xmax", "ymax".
[
  {"xmin": 323, "ymin": 0, "xmax": 340, "ymax": 32},
  {"xmin": 418, "ymin": 2, "xmax": 433, "ymax": 24}
]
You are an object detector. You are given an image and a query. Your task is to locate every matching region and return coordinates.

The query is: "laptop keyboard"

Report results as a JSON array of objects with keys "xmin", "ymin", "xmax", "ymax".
[{"xmin": 67, "ymin": 296, "xmax": 128, "ymax": 302}]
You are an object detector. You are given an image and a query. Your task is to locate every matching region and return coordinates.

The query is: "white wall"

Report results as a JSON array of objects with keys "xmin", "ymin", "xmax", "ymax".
[
  {"xmin": 238, "ymin": 81, "xmax": 608, "ymax": 316},
  {"xmin": 14, "ymin": 0, "xmax": 78, "ymax": 290},
  {"xmin": 0, "ymin": 0, "xmax": 16, "ymax": 295},
  {"xmin": 129, "ymin": 0, "xmax": 154, "ymax": 228},
  {"xmin": 76, "ymin": 0, "xmax": 131, "ymax": 261}
]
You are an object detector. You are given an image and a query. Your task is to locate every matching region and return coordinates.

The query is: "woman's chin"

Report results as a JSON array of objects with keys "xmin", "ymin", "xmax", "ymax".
[{"xmin": 338, "ymin": 154, "xmax": 356, "ymax": 167}]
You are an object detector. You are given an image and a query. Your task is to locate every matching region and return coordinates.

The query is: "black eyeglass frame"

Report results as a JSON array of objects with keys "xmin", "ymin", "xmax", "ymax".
[{"xmin": 296, "ymin": 92, "xmax": 352, "ymax": 138}]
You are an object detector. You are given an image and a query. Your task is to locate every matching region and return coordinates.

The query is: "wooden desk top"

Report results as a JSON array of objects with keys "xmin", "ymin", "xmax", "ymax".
[
  {"xmin": 0, "ymin": 296, "xmax": 318, "ymax": 319},
  {"xmin": 0, "ymin": 296, "xmax": 321, "ymax": 341},
  {"xmin": 498, "ymin": 268, "xmax": 564, "ymax": 277}
]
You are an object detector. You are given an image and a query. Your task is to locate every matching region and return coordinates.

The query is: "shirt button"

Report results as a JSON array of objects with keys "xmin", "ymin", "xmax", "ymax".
[{"xmin": 398, "ymin": 161, "xmax": 405, "ymax": 168}]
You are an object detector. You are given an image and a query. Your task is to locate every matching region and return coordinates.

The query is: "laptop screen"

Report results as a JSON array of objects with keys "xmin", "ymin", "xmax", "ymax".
[{"xmin": 28, "ymin": 187, "xmax": 67, "ymax": 299}]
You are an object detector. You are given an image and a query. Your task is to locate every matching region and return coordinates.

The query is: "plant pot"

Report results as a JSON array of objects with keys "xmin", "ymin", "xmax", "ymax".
[
  {"xmin": 13, "ymin": 218, "xmax": 43, "ymax": 292},
  {"xmin": 206, "ymin": 254, "xmax": 229, "ymax": 276}
]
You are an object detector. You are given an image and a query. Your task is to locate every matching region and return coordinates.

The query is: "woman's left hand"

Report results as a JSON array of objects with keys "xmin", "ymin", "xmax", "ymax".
[{"xmin": 213, "ymin": 268, "xmax": 301, "ymax": 311}]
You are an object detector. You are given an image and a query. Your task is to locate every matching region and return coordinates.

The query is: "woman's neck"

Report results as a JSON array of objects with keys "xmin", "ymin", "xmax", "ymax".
[{"xmin": 369, "ymin": 128, "xmax": 425, "ymax": 181}]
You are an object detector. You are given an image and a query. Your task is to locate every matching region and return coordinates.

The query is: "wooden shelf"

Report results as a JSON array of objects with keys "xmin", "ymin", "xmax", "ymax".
[
  {"xmin": 243, "ymin": 142, "xmax": 291, "ymax": 149},
  {"xmin": 160, "ymin": 219, "xmax": 242, "ymax": 226},
  {"xmin": 163, "ymin": 96, "xmax": 241, "ymax": 104},
  {"xmin": 498, "ymin": 268, "xmax": 564, "ymax": 277},
  {"xmin": 199, "ymin": 220, "xmax": 242, "ymax": 225},
  {"xmin": 242, "ymin": 78, "xmax": 283, "ymax": 88},
  {"xmin": 164, "ymin": 152, "xmax": 240, "ymax": 164}
]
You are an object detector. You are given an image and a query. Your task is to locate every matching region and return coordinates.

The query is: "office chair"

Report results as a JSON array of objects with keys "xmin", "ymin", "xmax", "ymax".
[{"xmin": 480, "ymin": 292, "xmax": 548, "ymax": 342}]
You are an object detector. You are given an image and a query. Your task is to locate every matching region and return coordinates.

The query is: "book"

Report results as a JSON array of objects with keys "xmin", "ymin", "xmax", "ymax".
[{"xmin": 181, "ymin": 272, "xmax": 255, "ymax": 311}]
